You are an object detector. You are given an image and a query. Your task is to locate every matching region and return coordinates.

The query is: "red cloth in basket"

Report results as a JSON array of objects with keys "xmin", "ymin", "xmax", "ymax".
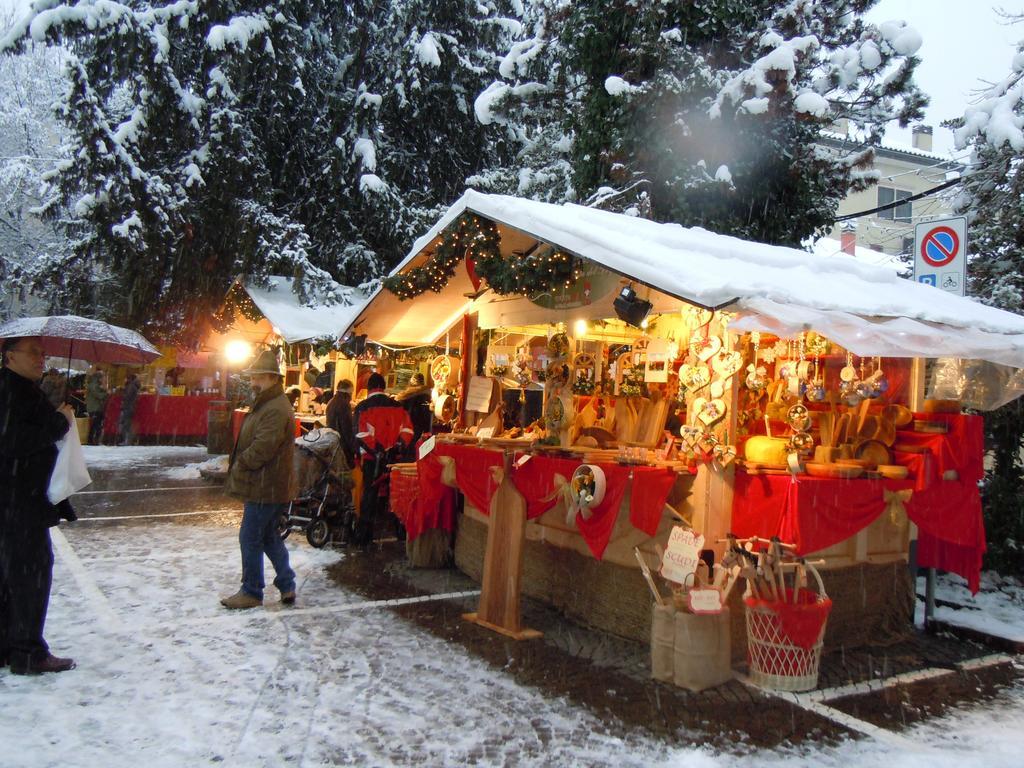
[{"xmin": 744, "ymin": 589, "xmax": 833, "ymax": 651}]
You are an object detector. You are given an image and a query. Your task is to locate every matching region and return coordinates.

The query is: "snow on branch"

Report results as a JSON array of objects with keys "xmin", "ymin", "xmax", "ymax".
[{"xmin": 207, "ymin": 14, "xmax": 271, "ymax": 51}]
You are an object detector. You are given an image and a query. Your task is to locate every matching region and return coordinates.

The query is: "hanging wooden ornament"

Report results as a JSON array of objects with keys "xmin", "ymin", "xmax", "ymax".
[
  {"xmin": 678, "ymin": 363, "xmax": 711, "ymax": 394},
  {"xmin": 712, "ymin": 349, "xmax": 743, "ymax": 380},
  {"xmin": 693, "ymin": 397, "xmax": 727, "ymax": 427},
  {"xmin": 690, "ymin": 334, "xmax": 722, "ymax": 362},
  {"xmin": 567, "ymin": 464, "xmax": 607, "ymax": 524}
]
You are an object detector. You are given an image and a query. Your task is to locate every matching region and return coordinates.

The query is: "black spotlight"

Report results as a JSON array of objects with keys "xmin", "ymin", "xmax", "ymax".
[
  {"xmin": 613, "ymin": 285, "xmax": 652, "ymax": 328},
  {"xmin": 341, "ymin": 333, "xmax": 367, "ymax": 357}
]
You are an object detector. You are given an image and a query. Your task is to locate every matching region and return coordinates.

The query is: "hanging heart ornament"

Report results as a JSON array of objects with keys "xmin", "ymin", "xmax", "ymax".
[
  {"xmin": 679, "ymin": 363, "xmax": 711, "ymax": 393},
  {"xmin": 690, "ymin": 334, "xmax": 722, "ymax": 362},
  {"xmin": 712, "ymin": 350, "xmax": 743, "ymax": 380},
  {"xmin": 693, "ymin": 397, "xmax": 727, "ymax": 427},
  {"xmin": 679, "ymin": 425, "xmax": 702, "ymax": 449},
  {"xmin": 712, "ymin": 443, "xmax": 737, "ymax": 467}
]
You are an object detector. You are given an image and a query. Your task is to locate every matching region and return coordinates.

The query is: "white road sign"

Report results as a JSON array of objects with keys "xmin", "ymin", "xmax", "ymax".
[{"xmin": 913, "ymin": 217, "xmax": 967, "ymax": 296}]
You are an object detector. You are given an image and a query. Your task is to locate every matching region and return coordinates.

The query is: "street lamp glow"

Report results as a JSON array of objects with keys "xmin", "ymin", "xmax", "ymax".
[{"xmin": 224, "ymin": 339, "xmax": 252, "ymax": 366}]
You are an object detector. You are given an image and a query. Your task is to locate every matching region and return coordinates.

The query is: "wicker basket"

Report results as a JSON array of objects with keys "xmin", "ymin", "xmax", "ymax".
[
  {"xmin": 388, "ymin": 465, "xmax": 419, "ymax": 524},
  {"xmin": 744, "ymin": 562, "xmax": 832, "ymax": 692}
]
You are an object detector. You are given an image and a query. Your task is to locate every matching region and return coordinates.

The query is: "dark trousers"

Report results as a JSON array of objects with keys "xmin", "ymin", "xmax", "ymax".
[
  {"xmin": 87, "ymin": 410, "xmax": 105, "ymax": 445},
  {"xmin": 0, "ymin": 516, "xmax": 53, "ymax": 666}
]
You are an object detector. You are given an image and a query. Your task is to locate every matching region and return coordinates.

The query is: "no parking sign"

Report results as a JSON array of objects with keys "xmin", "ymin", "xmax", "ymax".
[{"xmin": 913, "ymin": 217, "xmax": 967, "ymax": 296}]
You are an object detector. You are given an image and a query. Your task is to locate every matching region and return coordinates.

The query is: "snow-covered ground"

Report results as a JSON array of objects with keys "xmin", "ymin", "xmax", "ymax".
[
  {"xmin": 3, "ymin": 446, "xmax": 1022, "ymax": 767},
  {"xmin": 917, "ymin": 572, "xmax": 1024, "ymax": 643}
]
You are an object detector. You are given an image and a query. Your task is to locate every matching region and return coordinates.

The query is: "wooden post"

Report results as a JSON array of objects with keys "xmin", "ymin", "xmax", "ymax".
[{"xmin": 463, "ymin": 450, "xmax": 542, "ymax": 640}]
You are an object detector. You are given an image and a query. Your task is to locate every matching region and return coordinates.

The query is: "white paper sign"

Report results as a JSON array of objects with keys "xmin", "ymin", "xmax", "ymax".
[
  {"xmin": 644, "ymin": 338, "xmax": 670, "ymax": 383},
  {"xmin": 466, "ymin": 376, "xmax": 494, "ymax": 413},
  {"xmin": 660, "ymin": 526, "xmax": 705, "ymax": 584},
  {"xmin": 418, "ymin": 435, "xmax": 436, "ymax": 460},
  {"xmin": 476, "ymin": 427, "xmax": 495, "ymax": 439},
  {"xmin": 687, "ymin": 588, "xmax": 723, "ymax": 615}
]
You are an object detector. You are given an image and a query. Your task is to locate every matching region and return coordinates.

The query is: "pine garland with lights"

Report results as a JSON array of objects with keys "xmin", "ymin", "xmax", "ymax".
[
  {"xmin": 383, "ymin": 213, "xmax": 583, "ymax": 300},
  {"xmin": 210, "ymin": 284, "xmax": 266, "ymax": 333}
]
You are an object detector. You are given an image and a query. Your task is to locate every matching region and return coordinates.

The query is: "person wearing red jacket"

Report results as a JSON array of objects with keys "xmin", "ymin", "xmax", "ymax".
[{"xmin": 351, "ymin": 373, "xmax": 413, "ymax": 546}]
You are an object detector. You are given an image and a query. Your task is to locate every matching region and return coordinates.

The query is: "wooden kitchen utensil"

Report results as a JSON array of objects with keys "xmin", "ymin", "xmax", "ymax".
[{"xmin": 853, "ymin": 438, "xmax": 890, "ymax": 468}]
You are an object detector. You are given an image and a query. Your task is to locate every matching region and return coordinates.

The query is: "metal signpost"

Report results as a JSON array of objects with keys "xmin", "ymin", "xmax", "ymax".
[{"xmin": 913, "ymin": 217, "xmax": 967, "ymax": 296}]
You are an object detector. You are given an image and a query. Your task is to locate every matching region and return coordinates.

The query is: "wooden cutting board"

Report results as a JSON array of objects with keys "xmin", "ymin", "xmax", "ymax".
[{"xmin": 614, "ymin": 398, "xmax": 637, "ymax": 443}]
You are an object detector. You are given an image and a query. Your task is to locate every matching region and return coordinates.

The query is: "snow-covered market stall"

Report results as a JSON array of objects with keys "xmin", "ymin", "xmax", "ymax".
[{"xmin": 345, "ymin": 190, "xmax": 1024, "ymax": 690}]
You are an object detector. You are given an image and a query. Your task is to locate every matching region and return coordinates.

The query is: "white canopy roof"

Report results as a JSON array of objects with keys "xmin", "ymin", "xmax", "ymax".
[
  {"xmin": 242, "ymin": 277, "xmax": 369, "ymax": 344},
  {"xmin": 349, "ymin": 190, "xmax": 1024, "ymax": 367}
]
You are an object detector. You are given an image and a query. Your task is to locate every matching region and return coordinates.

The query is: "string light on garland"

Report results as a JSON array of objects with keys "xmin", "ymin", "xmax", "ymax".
[
  {"xmin": 210, "ymin": 283, "xmax": 265, "ymax": 332},
  {"xmin": 383, "ymin": 213, "xmax": 582, "ymax": 300}
]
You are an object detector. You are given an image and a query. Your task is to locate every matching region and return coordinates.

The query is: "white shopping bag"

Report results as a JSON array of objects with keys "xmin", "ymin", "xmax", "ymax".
[{"xmin": 47, "ymin": 423, "xmax": 92, "ymax": 504}]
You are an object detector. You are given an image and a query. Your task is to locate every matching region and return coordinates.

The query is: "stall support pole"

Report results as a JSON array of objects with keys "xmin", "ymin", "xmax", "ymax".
[
  {"xmin": 457, "ymin": 313, "xmax": 473, "ymax": 429},
  {"xmin": 924, "ymin": 567, "xmax": 937, "ymax": 631},
  {"xmin": 463, "ymin": 450, "xmax": 542, "ymax": 641}
]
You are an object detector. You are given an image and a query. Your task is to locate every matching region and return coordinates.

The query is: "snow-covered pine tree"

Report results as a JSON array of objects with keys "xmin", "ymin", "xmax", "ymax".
[
  {"xmin": 950, "ymin": 19, "xmax": 1024, "ymax": 575},
  {"xmin": 0, "ymin": 31, "xmax": 69, "ymax": 319},
  {"xmin": 478, "ymin": 0, "xmax": 927, "ymax": 247},
  {"xmin": 1, "ymin": 0, "xmax": 519, "ymax": 344}
]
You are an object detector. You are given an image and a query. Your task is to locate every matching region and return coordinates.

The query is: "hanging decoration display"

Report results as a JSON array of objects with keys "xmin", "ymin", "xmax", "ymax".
[
  {"xmin": 383, "ymin": 214, "xmax": 583, "ymax": 300},
  {"xmin": 566, "ymin": 464, "xmax": 607, "ymax": 525}
]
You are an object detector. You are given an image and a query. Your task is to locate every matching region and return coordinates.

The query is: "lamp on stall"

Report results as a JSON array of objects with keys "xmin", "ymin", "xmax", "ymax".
[
  {"xmin": 613, "ymin": 284, "xmax": 652, "ymax": 328},
  {"xmin": 224, "ymin": 339, "xmax": 252, "ymax": 367},
  {"xmin": 341, "ymin": 333, "xmax": 367, "ymax": 358}
]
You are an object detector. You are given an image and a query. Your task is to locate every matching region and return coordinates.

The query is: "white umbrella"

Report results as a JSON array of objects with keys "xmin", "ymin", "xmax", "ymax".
[{"xmin": 0, "ymin": 315, "xmax": 161, "ymax": 365}]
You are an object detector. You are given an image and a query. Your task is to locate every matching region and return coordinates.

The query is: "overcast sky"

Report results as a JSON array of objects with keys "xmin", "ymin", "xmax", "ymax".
[
  {"xmin": 868, "ymin": 0, "xmax": 1022, "ymax": 155},
  {"xmin": 1, "ymin": 0, "xmax": 1020, "ymax": 157}
]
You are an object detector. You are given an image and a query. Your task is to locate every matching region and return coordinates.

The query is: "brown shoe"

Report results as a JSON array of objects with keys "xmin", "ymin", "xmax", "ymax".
[
  {"xmin": 220, "ymin": 590, "xmax": 263, "ymax": 609},
  {"xmin": 280, "ymin": 590, "xmax": 296, "ymax": 605},
  {"xmin": 10, "ymin": 653, "xmax": 76, "ymax": 675}
]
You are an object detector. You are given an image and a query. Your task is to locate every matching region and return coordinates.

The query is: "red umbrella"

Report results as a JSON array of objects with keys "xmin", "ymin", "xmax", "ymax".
[{"xmin": 0, "ymin": 315, "xmax": 161, "ymax": 365}]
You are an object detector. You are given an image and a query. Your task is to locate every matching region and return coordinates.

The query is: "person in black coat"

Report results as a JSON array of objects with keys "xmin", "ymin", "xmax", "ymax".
[
  {"xmin": 326, "ymin": 379, "xmax": 357, "ymax": 468},
  {"xmin": 0, "ymin": 336, "xmax": 77, "ymax": 675},
  {"xmin": 395, "ymin": 373, "xmax": 432, "ymax": 446}
]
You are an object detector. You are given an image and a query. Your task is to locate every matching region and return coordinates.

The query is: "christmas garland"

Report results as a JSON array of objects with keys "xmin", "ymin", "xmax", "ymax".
[{"xmin": 383, "ymin": 213, "xmax": 583, "ymax": 300}]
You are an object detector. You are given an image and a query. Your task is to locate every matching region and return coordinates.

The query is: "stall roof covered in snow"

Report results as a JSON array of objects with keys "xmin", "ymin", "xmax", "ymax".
[
  {"xmin": 241, "ymin": 276, "xmax": 369, "ymax": 344},
  {"xmin": 348, "ymin": 191, "xmax": 1024, "ymax": 367}
]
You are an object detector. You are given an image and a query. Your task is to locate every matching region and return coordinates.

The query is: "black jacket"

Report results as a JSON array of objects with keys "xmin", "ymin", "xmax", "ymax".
[
  {"xmin": 325, "ymin": 392, "xmax": 356, "ymax": 467},
  {"xmin": 0, "ymin": 367, "xmax": 76, "ymax": 528}
]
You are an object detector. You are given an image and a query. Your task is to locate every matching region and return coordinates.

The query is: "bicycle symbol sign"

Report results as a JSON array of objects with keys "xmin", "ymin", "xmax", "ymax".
[{"xmin": 920, "ymin": 226, "xmax": 960, "ymax": 268}]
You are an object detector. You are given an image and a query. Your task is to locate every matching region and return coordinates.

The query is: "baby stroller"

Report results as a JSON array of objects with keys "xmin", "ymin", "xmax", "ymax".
[{"xmin": 280, "ymin": 428, "xmax": 354, "ymax": 548}]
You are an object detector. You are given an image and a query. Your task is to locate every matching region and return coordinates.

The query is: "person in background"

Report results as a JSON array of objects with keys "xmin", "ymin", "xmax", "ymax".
[
  {"xmin": 220, "ymin": 350, "xmax": 296, "ymax": 609},
  {"xmin": 326, "ymin": 379, "xmax": 357, "ymax": 467},
  {"xmin": 85, "ymin": 367, "xmax": 108, "ymax": 445},
  {"xmin": 285, "ymin": 385, "xmax": 301, "ymax": 411},
  {"xmin": 39, "ymin": 367, "xmax": 66, "ymax": 409},
  {"xmin": 0, "ymin": 336, "xmax": 77, "ymax": 675},
  {"xmin": 315, "ymin": 360, "xmax": 335, "ymax": 391},
  {"xmin": 118, "ymin": 373, "xmax": 140, "ymax": 445},
  {"xmin": 396, "ymin": 372, "xmax": 432, "ymax": 445},
  {"xmin": 352, "ymin": 372, "xmax": 413, "ymax": 546}
]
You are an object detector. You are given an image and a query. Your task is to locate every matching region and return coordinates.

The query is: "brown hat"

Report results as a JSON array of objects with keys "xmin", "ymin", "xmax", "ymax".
[{"xmin": 242, "ymin": 349, "xmax": 282, "ymax": 376}]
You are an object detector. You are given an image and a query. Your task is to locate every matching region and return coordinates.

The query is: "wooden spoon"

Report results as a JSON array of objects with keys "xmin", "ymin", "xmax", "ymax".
[{"xmin": 818, "ymin": 412, "xmax": 834, "ymax": 448}]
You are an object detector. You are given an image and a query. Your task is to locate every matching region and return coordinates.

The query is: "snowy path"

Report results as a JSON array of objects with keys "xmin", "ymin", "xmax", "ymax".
[{"xmin": 1, "ymin": 447, "xmax": 1023, "ymax": 766}]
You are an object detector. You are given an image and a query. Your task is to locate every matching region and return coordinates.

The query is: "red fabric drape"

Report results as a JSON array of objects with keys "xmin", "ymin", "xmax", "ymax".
[
  {"xmin": 412, "ymin": 445, "xmax": 677, "ymax": 561},
  {"xmin": 732, "ymin": 467, "xmax": 986, "ymax": 593}
]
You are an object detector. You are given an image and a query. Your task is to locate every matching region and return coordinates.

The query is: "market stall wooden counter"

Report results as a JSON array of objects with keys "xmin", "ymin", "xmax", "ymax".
[{"xmin": 406, "ymin": 440, "xmax": 695, "ymax": 641}]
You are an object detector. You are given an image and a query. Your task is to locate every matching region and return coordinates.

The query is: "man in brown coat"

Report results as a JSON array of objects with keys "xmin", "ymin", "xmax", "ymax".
[{"xmin": 221, "ymin": 350, "xmax": 296, "ymax": 609}]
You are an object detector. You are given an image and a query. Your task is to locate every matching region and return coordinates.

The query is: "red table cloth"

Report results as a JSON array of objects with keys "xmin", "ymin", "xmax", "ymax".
[
  {"xmin": 732, "ymin": 414, "xmax": 986, "ymax": 592},
  {"xmin": 104, "ymin": 393, "xmax": 221, "ymax": 438},
  {"xmin": 413, "ymin": 443, "xmax": 677, "ymax": 560}
]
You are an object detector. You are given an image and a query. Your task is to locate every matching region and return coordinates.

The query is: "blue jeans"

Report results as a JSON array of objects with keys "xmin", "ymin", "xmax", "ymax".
[{"xmin": 239, "ymin": 502, "xmax": 295, "ymax": 600}]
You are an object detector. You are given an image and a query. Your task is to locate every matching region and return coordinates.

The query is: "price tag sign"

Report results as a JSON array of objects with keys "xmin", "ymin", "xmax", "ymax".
[
  {"xmin": 476, "ymin": 427, "xmax": 494, "ymax": 439},
  {"xmin": 418, "ymin": 435, "xmax": 436, "ymax": 460},
  {"xmin": 660, "ymin": 526, "xmax": 704, "ymax": 584},
  {"xmin": 687, "ymin": 588, "xmax": 723, "ymax": 615},
  {"xmin": 515, "ymin": 454, "xmax": 532, "ymax": 468}
]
